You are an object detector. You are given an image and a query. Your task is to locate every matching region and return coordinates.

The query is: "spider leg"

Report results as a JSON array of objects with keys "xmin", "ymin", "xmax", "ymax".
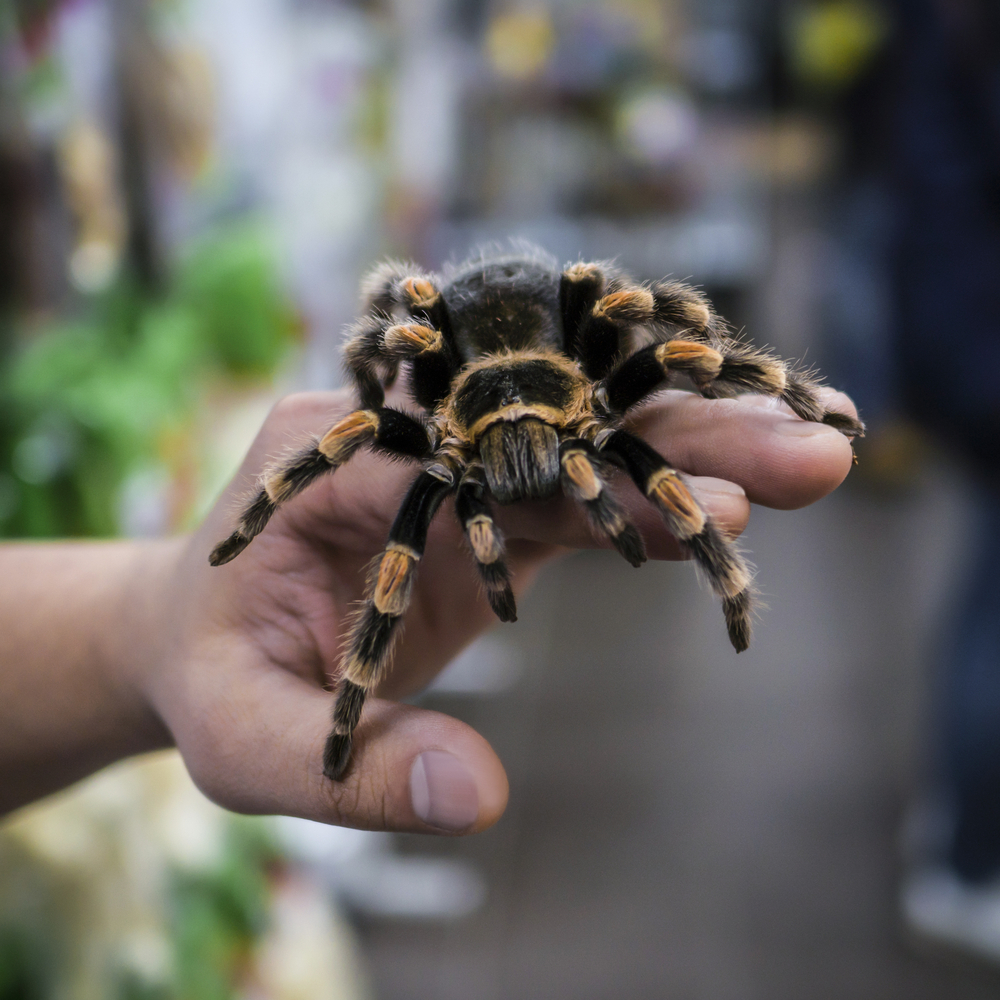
[
  {"xmin": 361, "ymin": 260, "xmax": 439, "ymax": 316},
  {"xmin": 780, "ymin": 366, "xmax": 865, "ymax": 434},
  {"xmin": 560, "ymin": 263, "xmax": 654, "ymax": 380},
  {"xmin": 651, "ymin": 281, "xmax": 865, "ymax": 436},
  {"xmin": 559, "ymin": 261, "xmax": 611, "ymax": 360},
  {"xmin": 324, "ymin": 466, "xmax": 456, "ymax": 780},
  {"xmin": 684, "ymin": 341, "xmax": 866, "ymax": 435},
  {"xmin": 350, "ymin": 264, "xmax": 461, "ymax": 411},
  {"xmin": 560, "ymin": 263, "xmax": 712, "ymax": 381},
  {"xmin": 455, "ymin": 468, "xmax": 517, "ymax": 623},
  {"xmin": 344, "ymin": 311, "xmax": 460, "ymax": 413},
  {"xmin": 561, "ymin": 269, "xmax": 717, "ymax": 342},
  {"xmin": 600, "ymin": 339, "xmax": 865, "ymax": 437},
  {"xmin": 380, "ymin": 319, "xmax": 459, "ymax": 411},
  {"xmin": 562, "ymin": 265, "xmax": 864, "ymax": 437},
  {"xmin": 209, "ymin": 407, "xmax": 433, "ymax": 566},
  {"xmin": 601, "ymin": 340, "xmax": 725, "ymax": 413},
  {"xmin": 600, "ymin": 428, "xmax": 754, "ymax": 652},
  {"xmin": 559, "ymin": 439, "xmax": 646, "ymax": 567},
  {"xmin": 649, "ymin": 279, "xmax": 720, "ymax": 341}
]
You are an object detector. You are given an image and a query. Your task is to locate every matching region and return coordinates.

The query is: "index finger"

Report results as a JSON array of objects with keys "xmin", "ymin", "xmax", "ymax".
[{"xmin": 628, "ymin": 389, "xmax": 858, "ymax": 510}]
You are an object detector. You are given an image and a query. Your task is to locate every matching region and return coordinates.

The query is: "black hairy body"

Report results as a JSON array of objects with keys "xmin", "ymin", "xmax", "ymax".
[{"xmin": 209, "ymin": 246, "xmax": 864, "ymax": 781}]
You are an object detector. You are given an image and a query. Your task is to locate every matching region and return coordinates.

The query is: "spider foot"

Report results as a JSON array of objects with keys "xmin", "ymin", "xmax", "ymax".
[
  {"xmin": 323, "ymin": 732, "xmax": 353, "ymax": 781},
  {"xmin": 487, "ymin": 582, "xmax": 517, "ymax": 623},
  {"xmin": 477, "ymin": 556, "xmax": 517, "ymax": 622},
  {"xmin": 609, "ymin": 521, "xmax": 646, "ymax": 568},
  {"xmin": 723, "ymin": 590, "xmax": 753, "ymax": 653},
  {"xmin": 209, "ymin": 531, "xmax": 252, "ymax": 567}
]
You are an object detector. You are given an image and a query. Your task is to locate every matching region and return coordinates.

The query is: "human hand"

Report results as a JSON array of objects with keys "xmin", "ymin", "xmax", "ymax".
[{"xmin": 141, "ymin": 386, "xmax": 857, "ymax": 835}]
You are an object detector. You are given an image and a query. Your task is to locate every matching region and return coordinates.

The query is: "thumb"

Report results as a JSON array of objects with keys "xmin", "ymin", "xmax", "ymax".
[{"xmin": 169, "ymin": 656, "xmax": 509, "ymax": 834}]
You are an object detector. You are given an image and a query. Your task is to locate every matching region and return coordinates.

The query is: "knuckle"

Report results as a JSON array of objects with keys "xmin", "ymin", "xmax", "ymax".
[
  {"xmin": 267, "ymin": 390, "xmax": 353, "ymax": 428},
  {"xmin": 318, "ymin": 732, "xmax": 397, "ymax": 830}
]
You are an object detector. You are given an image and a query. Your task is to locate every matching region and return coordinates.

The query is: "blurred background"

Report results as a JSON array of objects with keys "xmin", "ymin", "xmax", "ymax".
[{"xmin": 2, "ymin": 0, "xmax": 1000, "ymax": 996}]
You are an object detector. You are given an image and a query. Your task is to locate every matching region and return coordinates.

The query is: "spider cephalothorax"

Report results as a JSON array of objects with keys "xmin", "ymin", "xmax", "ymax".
[{"xmin": 209, "ymin": 246, "xmax": 864, "ymax": 781}]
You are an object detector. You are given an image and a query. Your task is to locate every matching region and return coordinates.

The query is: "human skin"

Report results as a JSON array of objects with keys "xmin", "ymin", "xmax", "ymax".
[{"xmin": 0, "ymin": 387, "xmax": 858, "ymax": 831}]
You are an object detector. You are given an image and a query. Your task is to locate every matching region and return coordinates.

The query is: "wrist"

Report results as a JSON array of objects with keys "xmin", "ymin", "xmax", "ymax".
[
  {"xmin": 0, "ymin": 539, "xmax": 177, "ymax": 814},
  {"xmin": 99, "ymin": 537, "xmax": 186, "ymax": 752}
]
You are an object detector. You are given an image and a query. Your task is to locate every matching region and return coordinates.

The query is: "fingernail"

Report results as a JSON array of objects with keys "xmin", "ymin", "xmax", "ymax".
[
  {"xmin": 410, "ymin": 751, "xmax": 479, "ymax": 832},
  {"xmin": 774, "ymin": 417, "xmax": 836, "ymax": 436},
  {"xmin": 693, "ymin": 477, "xmax": 745, "ymax": 496}
]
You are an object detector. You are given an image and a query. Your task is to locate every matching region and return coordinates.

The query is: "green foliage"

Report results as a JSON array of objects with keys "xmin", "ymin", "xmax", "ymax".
[
  {"xmin": 0, "ymin": 927, "xmax": 46, "ymax": 1000},
  {"xmin": 0, "ymin": 814, "xmax": 281, "ymax": 1000},
  {"xmin": 0, "ymin": 840, "xmax": 65, "ymax": 1000},
  {"xmin": 114, "ymin": 970, "xmax": 173, "ymax": 1000},
  {"xmin": 167, "ymin": 819, "xmax": 279, "ymax": 1000},
  {"xmin": 178, "ymin": 226, "xmax": 295, "ymax": 377},
  {"xmin": 0, "ymin": 224, "xmax": 295, "ymax": 539}
]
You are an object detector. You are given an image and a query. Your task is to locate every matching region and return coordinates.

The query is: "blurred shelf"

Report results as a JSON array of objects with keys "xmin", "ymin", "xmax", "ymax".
[{"xmin": 428, "ymin": 206, "xmax": 769, "ymax": 286}]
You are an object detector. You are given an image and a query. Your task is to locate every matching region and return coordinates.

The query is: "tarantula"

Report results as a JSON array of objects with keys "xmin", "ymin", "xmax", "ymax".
[{"xmin": 209, "ymin": 246, "xmax": 863, "ymax": 781}]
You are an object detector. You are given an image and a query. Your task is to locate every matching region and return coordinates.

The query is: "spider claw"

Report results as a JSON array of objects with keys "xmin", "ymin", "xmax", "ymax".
[
  {"xmin": 612, "ymin": 524, "xmax": 646, "ymax": 567},
  {"xmin": 209, "ymin": 532, "xmax": 250, "ymax": 566},
  {"xmin": 323, "ymin": 732, "xmax": 353, "ymax": 781},
  {"xmin": 723, "ymin": 591, "xmax": 752, "ymax": 653},
  {"xmin": 209, "ymin": 489, "xmax": 276, "ymax": 566},
  {"xmin": 489, "ymin": 584, "xmax": 517, "ymax": 623},
  {"xmin": 822, "ymin": 409, "xmax": 866, "ymax": 438}
]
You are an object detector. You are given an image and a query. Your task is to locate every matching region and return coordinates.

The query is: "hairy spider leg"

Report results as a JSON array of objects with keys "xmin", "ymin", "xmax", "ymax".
[
  {"xmin": 600, "ymin": 429, "xmax": 754, "ymax": 652},
  {"xmin": 683, "ymin": 340, "xmax": 865, "ymax": 435},
  {"xmin": 208, "ymin": 407, "xmax": 433, "ymax": 566},
  {"xmin": 602, "ymin": 336, "xmax": 788, "ymax": 411},
  {"xmin": 558, "ymin": 438, "xmax": 646, "ymax": 567},
  {"xmin": 561, "ymin": 270, "xmax": 655, "ymax": 381},
  {"xmin": 649, "ymin": 280, "xmax": 719, "ymax": 339},
  {"xmin": 344, "ymin": 314, "xmax": 461, "ymax": 414},
  {"xmin": 340, "ymin": 314, "xmax": 391, "ymax": 410},
  {"xmin": 781, "ymin": 366, "xmax": 866, "ymax": 434},
  {"xmin": 381, "ymin": 320, "xmax": 461, "ymax": 412},
  {"xmin": 650, "ymin": 280, "xmax": 865, "ymax": 437},
  {"xmin": 324, "ymin": 467, "xmax": 456, "ymax": 780},
  {"xmin": 559, "ymin": 261, "xmax": 609, "ymax": 360},
  {"xmin": 602, "ymin": 340, "xmax": 725, "ymax": 413},
  {"xmin": 560, "ymin": 263, "xmax": 712, "ymax": 381},
  {"xmin": 562, "ymin": 264, "xmax": 865, "ymax": 439},
  {"xmin": 361, "ymin": 260, "xmax": 433, "ymax": 312},
  {"xmin": 600, "ymin": 336, "xmax": 865, "ymax": 437},
  {"xmin": 600, "ymin": 335, "xmax": 813, "ymax": 421},
  {"xmin": 455, "ymin": 470, "xmax": 517, "ymax": 622},
  {"xmin": 348, "ymin": 269, "xmax": 462, "ymax": 411}
]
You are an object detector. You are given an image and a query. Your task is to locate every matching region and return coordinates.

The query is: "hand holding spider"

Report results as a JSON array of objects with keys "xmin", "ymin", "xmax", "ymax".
[
  {"xmin": 147, "ymin": 379, "xmax": 857, "ymax": 834},
  {"xmin": 0, "ymin": 253, "xmax": 859, "ymax": 831}
]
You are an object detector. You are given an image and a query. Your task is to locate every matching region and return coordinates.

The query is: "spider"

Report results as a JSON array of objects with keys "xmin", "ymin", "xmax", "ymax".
[{"xmin": 209, "ymin": 246, "xmax": 864, "ymax": 781}]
